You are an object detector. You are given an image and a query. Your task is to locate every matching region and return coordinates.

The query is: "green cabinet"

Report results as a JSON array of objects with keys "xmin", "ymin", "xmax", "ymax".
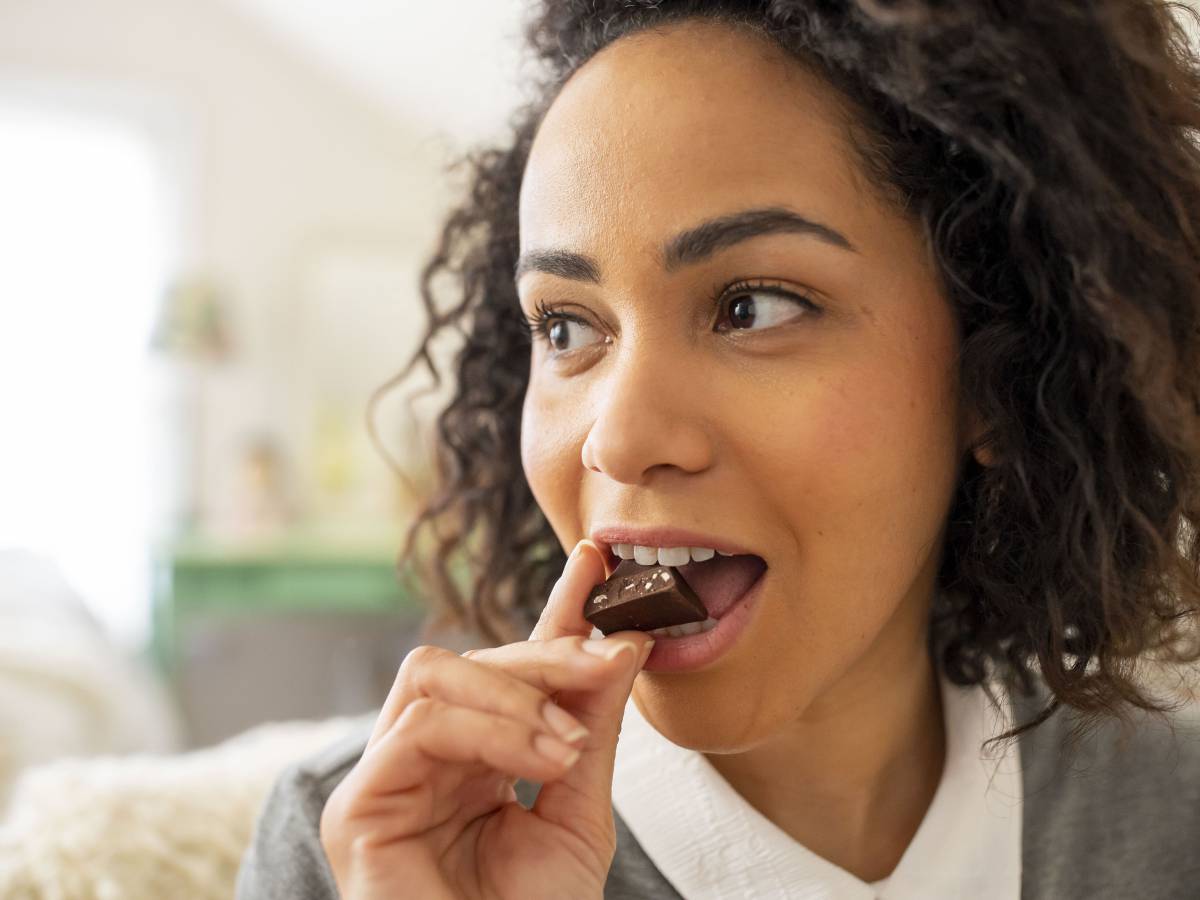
[{"xmin": 149, "ymin": 531, "xmax": 428, "ymax": 746}]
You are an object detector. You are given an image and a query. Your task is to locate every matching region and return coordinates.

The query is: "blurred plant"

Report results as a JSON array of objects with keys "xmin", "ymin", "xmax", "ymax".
[
  {"xmin": 149, "ymin": 273, "xmax": 231, "ymax": 361},
  {"xmin": 148, "ymin": 271, "xmax": 234, "ymax": 534}
]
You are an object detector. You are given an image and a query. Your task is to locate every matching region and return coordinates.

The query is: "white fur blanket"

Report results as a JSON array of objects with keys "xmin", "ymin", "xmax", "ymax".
[
  {"xmin": 0, "ymin": 714, "xmax": 364, "ymax": 899},
  {"xmin": 0, "ymin": 549, "xmax": 183, "ymax": 811}
]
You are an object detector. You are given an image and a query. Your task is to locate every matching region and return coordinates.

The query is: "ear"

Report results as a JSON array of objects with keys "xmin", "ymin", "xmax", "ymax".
[{"xmin": 963, "ymin": 404, "xmax": 997, "ymax": 468}]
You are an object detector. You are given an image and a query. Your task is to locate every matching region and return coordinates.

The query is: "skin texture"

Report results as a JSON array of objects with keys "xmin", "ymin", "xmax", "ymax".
[{"xmin": 517, "ymin": 20, "xmax": 990, "ymax": 883}]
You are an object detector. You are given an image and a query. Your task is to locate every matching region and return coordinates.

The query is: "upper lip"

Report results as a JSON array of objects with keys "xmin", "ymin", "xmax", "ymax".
[{"xmin": 588, "ymin": 525, "xmax": 762, "ymax": 563}]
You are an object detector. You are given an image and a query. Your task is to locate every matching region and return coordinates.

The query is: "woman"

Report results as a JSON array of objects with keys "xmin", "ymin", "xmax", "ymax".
[{"xmin": 237, "ymin": 1, "xmax": 1200, "ymax": 897}]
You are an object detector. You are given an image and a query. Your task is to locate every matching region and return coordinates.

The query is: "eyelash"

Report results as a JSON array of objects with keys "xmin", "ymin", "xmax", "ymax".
[
  {"xmin": 521, "ymin": 297, "xmax": 571, "ymax": 346},
  {"xmin": 520, "ymin": 278, "xmax": 821, "ymax": 348}
]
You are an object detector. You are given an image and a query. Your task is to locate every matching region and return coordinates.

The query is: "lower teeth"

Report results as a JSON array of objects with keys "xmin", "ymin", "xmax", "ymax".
[{"xmin": 647, "ymin": 617, "xmax": 719, "ymax": 638}]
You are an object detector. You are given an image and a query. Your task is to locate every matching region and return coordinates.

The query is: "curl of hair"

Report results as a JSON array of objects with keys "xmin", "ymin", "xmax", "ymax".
[{"xmin": 369, "ymin": 0, "xmax": 1200, "ymax": 752}]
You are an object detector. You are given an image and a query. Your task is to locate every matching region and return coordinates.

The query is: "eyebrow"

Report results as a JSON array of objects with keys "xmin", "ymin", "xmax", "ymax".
[{"xmin": 512, "ymin": 205, "xmax": 857, "ymax": 289}]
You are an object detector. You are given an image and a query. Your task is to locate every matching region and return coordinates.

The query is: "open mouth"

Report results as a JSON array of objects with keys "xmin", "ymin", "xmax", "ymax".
[
  {"xmin": 598, "ymin": 542, "xmax": 768, "ymax": 634},
  {"xmin": 675, "ymin": 552, "xmax": 767, "ymax": 619}
]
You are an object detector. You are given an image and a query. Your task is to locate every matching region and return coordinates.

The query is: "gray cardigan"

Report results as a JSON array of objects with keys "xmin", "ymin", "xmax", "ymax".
[{"xmin": 235, "ymin": 675, "xmax": 1200, "ymax": 899}]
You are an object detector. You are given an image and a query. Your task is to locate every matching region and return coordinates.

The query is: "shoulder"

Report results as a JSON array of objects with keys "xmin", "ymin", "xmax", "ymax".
[
  {"xmin": 275, "ymin": 714, "xmax": 379, "ymax": 808},
  {"xmin": 1011, "ymin": 674, "xmax": 1200, "ymax": 898},
  {"xmin": 1012, "ymin": 673, "xmax": 1200, "ymax": 799}
]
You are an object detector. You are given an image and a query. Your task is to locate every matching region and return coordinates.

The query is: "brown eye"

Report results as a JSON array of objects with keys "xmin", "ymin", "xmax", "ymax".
[
  {"xmin": 544, "ymin": 316, "xmax": 600, "ymax": 352},
  {"xmin": 715, "ymin": 283, "xmax": 820, "ymax": 333},
  {"xmin": 729, "ymin": 295, "xmax": 756, "ymax": 328},
  {"xmin": 548, "ymin": 320, "xmax": 570, "ymax": 350},
  {"xmin": 523, "ymin": 299, "xmax": 606, "ymax": 360}
]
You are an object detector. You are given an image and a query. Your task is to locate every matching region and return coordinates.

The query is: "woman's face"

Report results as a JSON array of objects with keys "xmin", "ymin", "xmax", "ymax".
[{"xmin": 517, "ymin": 20, "xmax": 980, "ymax": 751}]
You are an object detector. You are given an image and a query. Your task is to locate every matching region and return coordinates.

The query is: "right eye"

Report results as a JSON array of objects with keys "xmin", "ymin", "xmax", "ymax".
[
  {"xmin": 524, "ymin": 301, "xmax": 605, "ymax": 355},
  {"xmin": 545, "ymin": 317, "xmax": 600, "ymax": 352}
]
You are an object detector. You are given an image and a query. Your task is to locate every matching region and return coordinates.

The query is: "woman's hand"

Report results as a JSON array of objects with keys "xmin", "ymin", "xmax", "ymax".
[{"xmin": 318, "ymin": 540, "xmax": 654, "ymax": 900}]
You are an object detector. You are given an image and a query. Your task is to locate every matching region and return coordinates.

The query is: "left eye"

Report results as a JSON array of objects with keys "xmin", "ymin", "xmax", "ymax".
[
  {"xmin": 545, "ymin": 318, "xmax": 600, "ymax": 353},
  {"xmin": 716, "ymin": 286, "xmax": 819, "ymax": 333}
]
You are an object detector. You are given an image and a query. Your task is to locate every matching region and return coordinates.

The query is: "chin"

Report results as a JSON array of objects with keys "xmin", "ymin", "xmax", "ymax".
[{"xmin": 632, "ymin": 683, "xmax": 773, "ymax": 753}]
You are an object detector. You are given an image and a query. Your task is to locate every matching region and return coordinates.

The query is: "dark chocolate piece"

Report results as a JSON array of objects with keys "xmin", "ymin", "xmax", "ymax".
[{"xmin": 584, "ymin": 559, "xmax": 708, "ymax": 635}]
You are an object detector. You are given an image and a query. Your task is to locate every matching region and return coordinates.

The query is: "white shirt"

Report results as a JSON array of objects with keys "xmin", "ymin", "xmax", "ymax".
[{"xmin": 611, "ymin": 670, "xmax": 1022, "ymax": 899}]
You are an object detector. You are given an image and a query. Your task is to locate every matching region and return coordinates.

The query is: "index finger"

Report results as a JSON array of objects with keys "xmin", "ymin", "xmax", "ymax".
[{"xmin": 529, "ymin": 539, "xmax": 609, "ymax": 642}]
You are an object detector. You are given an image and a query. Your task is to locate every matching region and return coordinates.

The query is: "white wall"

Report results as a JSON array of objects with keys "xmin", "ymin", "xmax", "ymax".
[
  {"xmin": 0, "ymin": 0, "xmax": 469, "ymax": 541},
  {"xmin": 223, "ymin": 0, "xmax": 529, "ymax": 146}
]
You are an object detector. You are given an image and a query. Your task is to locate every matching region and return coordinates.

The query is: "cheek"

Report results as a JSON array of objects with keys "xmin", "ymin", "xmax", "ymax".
[
  {"xmin": 741, "ymin": 314, "xmax": 961, "ymax": 645},
  {"xmin": 520, "ymin": 386, "xmax": 584, "ymax": 533},
  {"xmin": 815, "ymin": 366, "xmax": 952, "ymax": 487},
  {"xmin": 771, "ymin": 292, "xmax": 960, "ymax": 539},
  {"xmin": 520, "ymin": 390, "xmax": 552, "ymax": 506},
  {"xmin": 829, "ymin": 315, "xmax": 959, "ymax": 511},
  {"xmin": 729, "ymin": 355, "xmax": 954, "ymax": 524}
]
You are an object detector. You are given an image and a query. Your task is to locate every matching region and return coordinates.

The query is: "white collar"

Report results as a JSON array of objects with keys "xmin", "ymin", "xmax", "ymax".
[{"xmin": 612, "ymin": 670, "xmax": 1022, "ymax": 899}]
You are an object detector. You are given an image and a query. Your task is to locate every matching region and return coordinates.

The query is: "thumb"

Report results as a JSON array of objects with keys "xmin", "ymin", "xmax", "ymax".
[
  {"xmin": 531, "ymin": 626, "xmax": 653, "ymax": 844},
  {"xmin": 526, "ymin": 537, "xmax": 653, "ymax": 842},
  {"xmin": 529, "ymin": 539, "xmax": 612, "ymax": 642}
]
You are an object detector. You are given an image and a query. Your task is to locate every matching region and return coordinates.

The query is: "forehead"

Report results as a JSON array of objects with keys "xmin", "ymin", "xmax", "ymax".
[{"xmin": 518, "ymin": 20, "xmax": 871, "ymax": 260}]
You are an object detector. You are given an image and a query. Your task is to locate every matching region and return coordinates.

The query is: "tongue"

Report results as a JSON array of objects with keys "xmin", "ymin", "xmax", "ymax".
[{"xmin": 676, "ymin": 555, "xmax": 767, "ymax": 618}]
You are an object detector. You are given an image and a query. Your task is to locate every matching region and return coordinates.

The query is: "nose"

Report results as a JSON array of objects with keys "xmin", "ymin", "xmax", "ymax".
[{"xmin": 580, "ymin": 342, "xmax": 715, "ymax": 484}]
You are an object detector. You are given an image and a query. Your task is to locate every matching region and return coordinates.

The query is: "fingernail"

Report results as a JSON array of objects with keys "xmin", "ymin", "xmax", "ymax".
[
  {"xmin": 542, "ymin": 700, "xmax": 589, "ymax": 744},
  {"xmin": 638, "ymin": 640, "xmax": 655, "ymax": 667},
  {"xmin": 533, "ymin": 732, "xmax": 582, "ymax": 767},
  {"xmin": 581, "ymin": 639, "xmax": 638, "ymax": 662}
]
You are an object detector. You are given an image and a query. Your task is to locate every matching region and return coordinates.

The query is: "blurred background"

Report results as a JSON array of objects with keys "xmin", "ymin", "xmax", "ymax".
[
  {"xmin": 5, "ymin": 4, "xmax": 1200, "ymax": 893},
  {"xmin": 0, "ymin": 0, "xmax": 537, "ymax": 800}
]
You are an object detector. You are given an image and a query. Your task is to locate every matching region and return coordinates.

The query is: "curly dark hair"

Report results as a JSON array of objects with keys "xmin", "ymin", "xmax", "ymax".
[{"xmin": 367, "ymin": 0, "xmax": 1200, "ymax": 751}]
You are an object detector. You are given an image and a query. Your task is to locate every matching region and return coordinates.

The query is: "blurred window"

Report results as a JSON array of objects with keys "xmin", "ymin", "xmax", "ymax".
[{"xmin": 0, "ymin": 102, "xmax": 171, "ymax": 649}]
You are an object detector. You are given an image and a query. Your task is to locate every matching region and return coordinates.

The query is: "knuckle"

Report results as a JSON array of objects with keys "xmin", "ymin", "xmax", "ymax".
[
  {"xmin": 319, "ymin": 785, "xmax": 354, "ymax": 853},
  {"xmin": 347, "ymin": 832, "xmax": 381, "ymax": 869},
  {"xmin": 498, "ymin": 714, "xmax": 532, "ymax": 745},
  {"xmin": 531, "ymin": 657, "xmax": 555, "ymax": 688},
  {"xmin": 398, "ymin": 695, "xmax": 440, "ymax": 726},
  {"xmin": 563, "ymin": 635, "xmax": 591, "ymax": 656},
  {"xmin": 401, "ymin": 643, "xmax": 446, "ymax": 670},
  {"xmin": 393, "ymin": 645, "xmax": 448, "ymax": 693},
  {"xmin": 512, "ymin": 688, "xmax": 547, "ymax": 724},
  {"xmin": 319, "ymin": 794, "xmax": 339, "ymax": 838}
]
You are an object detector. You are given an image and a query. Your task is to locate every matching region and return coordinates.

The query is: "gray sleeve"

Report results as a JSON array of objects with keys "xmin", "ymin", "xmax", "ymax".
[
  {"xmin": 1016, "ymin": 687, "xmax": 1200, "ymax": 900},
  {"xmin": 235, "ymin": 718, "xmax": 375, "ymax": 900},
  {"xmin": 234, "ymin": 720, "xmax": 676, "ymax": 900},
  {"xmin": 606, "ymin": 812, "xmax": 684, "ymax": 900}
]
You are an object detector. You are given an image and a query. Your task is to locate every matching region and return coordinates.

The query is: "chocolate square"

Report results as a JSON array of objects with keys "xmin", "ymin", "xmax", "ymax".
[{"xmin": 584, "ymin": 559, "xmax": 708, "ymax": 635}]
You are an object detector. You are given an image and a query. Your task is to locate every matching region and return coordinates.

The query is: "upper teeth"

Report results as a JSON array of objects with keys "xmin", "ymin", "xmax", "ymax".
[{"xmin": 613, "ymin": 544, "xmax": 733, "ymax": 565}]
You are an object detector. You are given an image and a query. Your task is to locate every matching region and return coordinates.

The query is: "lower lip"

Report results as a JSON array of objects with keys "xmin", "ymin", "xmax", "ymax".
[{"xmin": 640, "ymin": 570, "xmax": 767, "ymax": 673}]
